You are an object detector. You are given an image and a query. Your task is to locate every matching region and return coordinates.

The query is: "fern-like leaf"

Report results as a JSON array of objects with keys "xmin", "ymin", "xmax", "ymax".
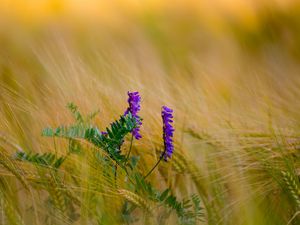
[
  {"xmin": 14, "ymin": 151, "xmax": 66, "ymax": 169},
  {"xmin": 42, "ymin": 113, "xmax": 137, "ymax": 167}
]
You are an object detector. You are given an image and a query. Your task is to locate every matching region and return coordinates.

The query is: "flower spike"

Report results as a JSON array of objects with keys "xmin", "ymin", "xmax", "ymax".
[
  {"xmin": 161, "ymin": 106, "xmax": 174, "ymax": 161},
  {"xmin": 124, "ymin": 91, "xmax": 142, "ymax": 139}
]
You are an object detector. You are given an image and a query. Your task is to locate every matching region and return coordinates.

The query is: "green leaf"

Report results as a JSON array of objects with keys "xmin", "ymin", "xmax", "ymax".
[
  {"xmin": 14, "ymin": 151, "xmax": 66, "ymax": 169},
  {"xmin": 159, "ymin": 189, "xmax": 170, "ymax": 201},
  {"xmin": 67, "ymin": 102, "xmax": 84, "ymax": 124}
]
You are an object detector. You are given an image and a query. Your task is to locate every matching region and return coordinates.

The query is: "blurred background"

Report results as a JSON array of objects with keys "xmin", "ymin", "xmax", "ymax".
[
  {"xmin": 1, "ymin": 0, "xmax": 300, "ymax": 145},
  {"xmin": 1, "ymin": 0, "xmax": 300, "ymax": 224}
]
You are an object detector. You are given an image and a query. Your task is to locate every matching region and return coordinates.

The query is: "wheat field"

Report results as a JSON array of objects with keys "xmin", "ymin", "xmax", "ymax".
[{"xmin": 0, "ymin": 1, "xmax": 300, "ymax": 224}]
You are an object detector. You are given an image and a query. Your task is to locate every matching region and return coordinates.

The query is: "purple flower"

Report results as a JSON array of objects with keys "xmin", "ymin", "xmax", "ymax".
[
  {"xmin": 124, "ymin": 91, "xmax": 142, "ymax": 140},
  {"xmin": 101, "ymin": 131, "xmax": 108, "ymax": 136},
  {"xmin": 161, "ymin": 106, "xmax": 174, "ymax": 161}
]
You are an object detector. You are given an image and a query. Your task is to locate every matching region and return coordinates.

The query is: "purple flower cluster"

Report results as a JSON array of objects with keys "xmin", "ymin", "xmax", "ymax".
[
  {"xmin": 161, "ymin": 106, "xmax": 174, "ymax": 161},
  {"xmin": 124, "ymin": 91, "xmax": 142, "ymax": 140}
]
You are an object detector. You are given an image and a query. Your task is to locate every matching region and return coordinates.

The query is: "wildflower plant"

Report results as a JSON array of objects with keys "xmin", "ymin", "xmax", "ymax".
[
  {"xmin": 143, "ymin": 105, "xmax": 175, "ymax": 179},
  {"xmin": 11, "ymin": 91, "xmax": 203, "ymax": 225}
]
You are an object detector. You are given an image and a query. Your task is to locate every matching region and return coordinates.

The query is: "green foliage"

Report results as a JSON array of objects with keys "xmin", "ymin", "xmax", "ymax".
[
  {"xmin": 14, "ymin": 151, "xmax": 66, "ymax": 169},
  {"xmin": 132, "ymin": 174, "xmax": 203, "ymax": 224},
  {"xmin": 42, "ymin": 105, "xmax": 137, "ymax": 166},
  {"xmin": 67, "ymin": 102, "xmax": 84, "ymax": 124}
]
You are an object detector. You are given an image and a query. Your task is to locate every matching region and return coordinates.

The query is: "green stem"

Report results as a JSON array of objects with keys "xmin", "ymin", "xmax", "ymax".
[
  {"xmin": 125, "ymin": 134, "xmax": 134, "ymax": 163},
  {"xmin": 114, "ymin": 163, "xmax": 118, "ymax": 187},
  {"xmin": 143, "ymin": 151, "xmax": 165, "ymax": 180}
]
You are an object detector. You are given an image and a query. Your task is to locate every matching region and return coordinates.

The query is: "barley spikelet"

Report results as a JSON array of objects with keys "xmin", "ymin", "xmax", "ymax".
[
  {"xmin": 0, "ymin": 197, "xmax": 24, "ymax": 225},
  {"xmin": 48, "ymin": 177, "xmax": 67, "ymax": 213},
  {"xmin": 170, "ymin": 151, "xmax": 187, "ymax": 174},
  {"xmin": 182, "ymin": 153, "xmax": 222, "ymax": 224},
  {"xmin": 0, "ymin": 184, "xmax": 24, "ymax": 225},
  {"xmin": 0, "ymin": 146, "xmax": 29, "ymax": 190},
  {"xmin": 282, "ymin": 171, "xmax": 300, "ymax": 208},
  {"xmin": 118, "ymin": 189, "xmax": 153, "ymax": 214}
]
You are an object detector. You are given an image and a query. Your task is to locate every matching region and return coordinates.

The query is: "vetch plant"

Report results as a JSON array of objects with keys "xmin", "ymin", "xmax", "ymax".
[
  {"xmin": 144, "ymin": 106, "xmax": 175, "ymax": 179},
  {"xmin": 124, "ymin": 91, "xmax": 142, "ymax": 163},
  {"xmin": 12, "ymin": 91, "xmax": 203, "ymax": 225}
]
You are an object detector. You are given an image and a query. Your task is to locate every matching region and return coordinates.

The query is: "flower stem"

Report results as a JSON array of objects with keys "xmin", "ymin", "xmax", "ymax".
[
  {"xmin": 143, "ymin": 151, "xmax": 165, "ymax": 180},
  {"xmin": 114, "ymin": 163, "xmax": 118, "ymax": 187},
  {"xmin": 125, "ymin": 134, "xmax": 134, "ymax": 163}
]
